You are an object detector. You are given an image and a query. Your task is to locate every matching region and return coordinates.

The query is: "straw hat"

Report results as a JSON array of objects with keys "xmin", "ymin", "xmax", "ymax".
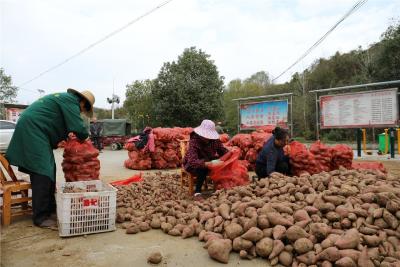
[
  {"xmin": 194, "ymin": 120, "xmax": 219, "ymax": 140},
  {"xmin": 67, "ymin": 88, "xmax": 95, "ymax": 117}
]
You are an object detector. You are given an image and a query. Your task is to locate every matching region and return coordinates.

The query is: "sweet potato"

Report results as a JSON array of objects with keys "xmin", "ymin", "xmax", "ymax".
[
  {"xmin": 126, "ymin": 225, "xmax": 140, "ymax": 234},
  {"xmin": 161, "ymin": 222, "xmax": 173, "ymax": 233},
  {"xmin": 278, "ymin": 251, "xmax": 293, "ymax": 267},
  {"xmin": 266, "ymin": 212, "xmax": 293, "ymax": 226},
  {"xmin": 388, "ymin": 236, "xmax": 400, "ymax": 248},
  {"xmin": 225, "ymin": 223, "xmax": 243, "ymax": 240},
  {"xmin": 272, "ymin": 225, "xmax": 286, "ymax": 240},
  {"xmin": 147, "ymin": 251, "xmax": 162, "ymax": 264},
  {"xmin": 338, "ymin": 249, "xmax": 361, "ymax": 262},
  {"xmin": 213, "ymin": 216, "xmax": 223, "ymax": 228},
  {"xmin": 204, "ymin": 232, "xmax": 223, "ymax": 242},
  {"xmin": 207, "ymin": 239, "xmax": 232, "ymax": 264},
  {"xmin": 239, "ymin": 250, "xmax": 249, "ymax": 260},
  {"xmin": 293, "ymin": 209, "xmax": 311, "ymax": 222},
  {"xmin": 321, "ymin": 234, "xmax": 340, "ymax": 249},
  {"xmin": 310, "ymin": 223, "xmax": 331, "ymax": 241},
  {"xmin": 255, "ymin": 237, "xmax": 274, "ymax": 258},
  {"xmin": 269, "ymin": 239, "xmax": 284, "ymax": 259},
  {"xmin": 383, "ymin": 209, "xmax": 399, "ymax": 229},
  {"xmin": 372, "ymin": 208, "xmax": 384, "ymax": 219},
  {"xmin": 257, "ymin": 215, "xmax": 270, "ymax": 229},
  {"xmin": 285, "ymin": 225, "xmax": 309, "ymax": 241},
  {"xmin": 218, "ymin": 203, "xmax": 231, "ymax": 220},
  {"xmin": 199, "ymin": 230, "xmax": 207, "ymax": 241},
  {"xmin": 271, "ymin": 203, "xmax": 293, "ymax": 214},
  {"xmin": 296, "ymin": 251, "xmax": 317, "ymax": 265},
  {"xmin": 139, "ymin": 222, "xmax": 151, "ymax": 232},
  {"xmin": 317, "ymin": 247, "xmax": 340, "ymax": 262},
  {"xmin": 295, "ymin": 219, "xmax": 311, "ymax": 228},
  {"xmin": 199, "ymin": 211, "xmax": 214, "ymax": 224},
  {"xmin": 270, "ymin": 256, "xmax": 278, "ymax": 266},
  {"xmin": 181, "ymin": 226, "xmax": 195, "ymax": 239},
  {"xmin": 323, "ymin": 195, "xmax": 346, "ymax": 206},
  {"xmin": 294, "ymin": 238, "xmax": 314, "ymax": 254},
  {"xmin": 150, "ymin": 218, "xmax": 161, "ymax": 229},
  {"xmin": 168, "ymin": 228, "xmax": 181, "ymax": 236},
  {"xmin": 357, "ymin": 246, "xmax": 374, "ymax": 267},
  {"xmin": 335, "ymin": 256, "xmax": 356, "ymax": 267},
  {"xmin": 362, "ymin": 234, "xmax": 381, "ymax": 247},
  {"xmin": 321, "ymin": 261, "xmax": 333, "ymax": 267},
  {"xmin": 232, "ymin": 237, "xmax": 253, "ymax": 252},
  {"xmin": 263, "ymin": 228, "xmax": 273, "ymax": 238},
  {"xmin": 242, "ymin": 227, "xmax": 263, "ymax": 242},
  {"xmin": 334, "ymin": 229, "xmax": 360, "ymax": 249},
  {"xmin": 243, "ymin": 216, "xmax": 258, "ymax": 232}
]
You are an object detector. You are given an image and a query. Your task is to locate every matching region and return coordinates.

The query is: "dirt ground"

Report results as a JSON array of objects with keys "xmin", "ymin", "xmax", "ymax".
[{"xmin": 1, "ymin": 148, "xmax": 400, "ymax": 267}]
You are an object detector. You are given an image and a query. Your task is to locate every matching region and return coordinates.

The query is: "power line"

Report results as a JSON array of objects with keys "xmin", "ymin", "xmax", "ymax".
[
  {"xmin": 272, "ymin": 0, "xmax": 368, "ymax": 83},
  {"xmin": 18, "ymin": 0, "xmax": 174, "ymax": 87}
]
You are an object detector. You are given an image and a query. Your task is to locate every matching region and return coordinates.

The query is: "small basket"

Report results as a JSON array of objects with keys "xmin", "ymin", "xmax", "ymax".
[{"xmin": 56, "ymin": 180, "xmax": 117, "ymax": 237}]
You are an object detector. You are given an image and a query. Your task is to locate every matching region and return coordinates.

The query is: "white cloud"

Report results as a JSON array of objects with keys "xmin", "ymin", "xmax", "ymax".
[{"xmin": 1, "ymin": 0, "xmax": 399, "ymax": 108}]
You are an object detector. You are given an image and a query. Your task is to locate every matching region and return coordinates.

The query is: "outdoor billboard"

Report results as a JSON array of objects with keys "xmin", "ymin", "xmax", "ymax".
[
  {"xmin": 240, "ymin": 100, "xmax": 288, "ymax": 129},
  {"xmin": 320, "ymin": 88, "xmax": 399, "ymax": 129}
]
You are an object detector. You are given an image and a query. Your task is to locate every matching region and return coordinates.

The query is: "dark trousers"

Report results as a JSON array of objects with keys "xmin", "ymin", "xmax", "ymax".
[
  {"xmin": 255, "ymin": 160, "xmax": 290, "ymax": 179},
  {"xmin": 30, "ymin": 173, "xmax": 56, "ymax": 225},
  {"xmin": 194, "ymin": 168, "xmax": 208, "ymax": 194},
  {"xmin": 91, "ymin": 136, "xmax": 102, "ymax": 150}
]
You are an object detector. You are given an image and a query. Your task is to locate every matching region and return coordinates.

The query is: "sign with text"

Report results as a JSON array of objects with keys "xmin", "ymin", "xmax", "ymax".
[
  {"xmin": 240, "ymin": 100, "xmax": 288, "ymax": 129},
  {"xmin": 320, "ymin": 88, "xmax": 399, "ymax": 128}
]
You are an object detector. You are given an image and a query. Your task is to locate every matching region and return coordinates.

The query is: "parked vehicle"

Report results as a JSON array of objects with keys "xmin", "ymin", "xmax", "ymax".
[
  {"xmin": 96, "ymin": 119, "xmax": 132, "ymax": 150},
  {"xmin": 0, "ymin": 120, "xmax": 16, "ymax": 153}
]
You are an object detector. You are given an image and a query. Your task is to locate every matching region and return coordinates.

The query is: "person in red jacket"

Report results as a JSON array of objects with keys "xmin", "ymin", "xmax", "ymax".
[{"xmin": 183, "ymin": 120, "xmax": 229, "ymax": 201}]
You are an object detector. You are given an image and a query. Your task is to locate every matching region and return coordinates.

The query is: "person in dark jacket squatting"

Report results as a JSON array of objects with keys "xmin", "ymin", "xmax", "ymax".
[
  {"xmin": 6, "ymin": 89, "xmax": 95, "ymax": 228},
  {"xmin": 255, "ymin": 127, "xmax": 290, "ymax": 179},
  {"xmin": 183, "ymin": 120, "xmax": 230, "ymax": 201}
]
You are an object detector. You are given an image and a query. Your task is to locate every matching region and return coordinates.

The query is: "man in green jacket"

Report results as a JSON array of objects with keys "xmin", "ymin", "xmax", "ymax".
[{"xmin": 6, "ymin": 89, "xmax": 95, "ymax": 228}]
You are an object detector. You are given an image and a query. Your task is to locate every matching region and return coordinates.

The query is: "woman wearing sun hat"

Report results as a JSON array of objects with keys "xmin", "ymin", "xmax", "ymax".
[
  {"xmin": 183, "ymin": 119, "xmax": 230, "ymax": 201},
  {"xmin": 6, "ymin": 88, "xmax": 95, "ymax": 228}
]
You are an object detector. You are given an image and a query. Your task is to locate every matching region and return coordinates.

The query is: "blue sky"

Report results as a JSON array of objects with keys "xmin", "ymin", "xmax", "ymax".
[{"xmin": 1, "ymin": 0, "xmax": 399, "ymax": 108}]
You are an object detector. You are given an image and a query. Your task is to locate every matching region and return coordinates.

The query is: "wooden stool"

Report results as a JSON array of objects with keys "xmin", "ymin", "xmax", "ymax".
[
  {"xmin": 179, "ymin": 140, "xmax": 214, "ymax": 196},
  {"xmin": 0, "ymin": 154, "xmax": 32, "ymax": 226}
]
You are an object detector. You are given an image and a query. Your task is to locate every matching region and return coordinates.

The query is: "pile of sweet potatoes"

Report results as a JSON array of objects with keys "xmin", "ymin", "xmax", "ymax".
[{"xmin": 116, "ymin": 168, "xmax": 400, "ymax": 266}]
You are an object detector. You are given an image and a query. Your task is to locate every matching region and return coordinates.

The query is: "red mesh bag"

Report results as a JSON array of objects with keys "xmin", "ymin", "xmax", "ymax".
[
  {"xmin": 124, "ymin": 142, "xmax": 136, "ymax": 151},
  {"xmin": 208, "ymin": 150, "xmax": 249, "ymax": 190},
  {"xmin": 251, "ymin": 132, "xmax": 272, "ymax": 151},
  {"xmin": 310, "ymin": 141, "xmax": 332, "ymax": 172},
  {"xmin": 229, "ymin": 134, "xmax": 252, "ymax": 150},
  {"xmin": 351, "ymin": 162, "xmax": 387, "ymax": 173},
  {"xmin": 152, "ymin": 158, "xmax": 168, "ymax": 169},
  {"xmin": 219, "ymin": 134, "xmax": 230, "ymax": 143},
  {"xmin": 245, "ymin": 148, "xmax": 257, "ymax": 163},
  {"xmin": 331, "ymin": 144, "xmax": 353, "ymax": 169},
  {"xmin": 164, "ymin": 148, "xmax": 179, "ymax": 162},
  {"xmin": 287, "ymin": 141, "xmax": 320, "ymax": 176},
  {"xmin": 62, "ymin": 139, "xmax": 100, "ymax": 182},
  {"xmin": 255, "ymin": 125, "xmax": 275, "ymax": 133}
]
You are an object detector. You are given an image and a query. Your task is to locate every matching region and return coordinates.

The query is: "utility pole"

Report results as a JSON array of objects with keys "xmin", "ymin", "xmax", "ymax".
[
  {"xmin": 107, "ymin": 83, "xmax": 120, "ymax": 119},
  {"xmin": 107, "ymin": 79, "xmax": 120, "ymax": 119}
]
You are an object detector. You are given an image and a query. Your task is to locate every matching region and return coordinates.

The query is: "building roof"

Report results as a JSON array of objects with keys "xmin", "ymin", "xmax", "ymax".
[{"xmin": 3, "ymin": 103, "xmax": 29, "ymax": 109}]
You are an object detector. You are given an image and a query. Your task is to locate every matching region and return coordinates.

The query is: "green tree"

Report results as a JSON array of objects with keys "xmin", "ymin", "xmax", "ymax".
[
  {"xmin": 244, "ymin": 71, "xmax": 271, "ymax": 87},
  {"xmin": 0, "ymin": 68, "xmax": 18, "ymax": 103},
  {"xmin": 372, "ymin": 22, "xmax": 400, "ymax": 81},
  {"xmin": 152, "ymin": 47, "xmax": 224, "ymax": 127},
  {"xmin": 124, "ymin": 79, "xmax": 154, "ymax": 130}
]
